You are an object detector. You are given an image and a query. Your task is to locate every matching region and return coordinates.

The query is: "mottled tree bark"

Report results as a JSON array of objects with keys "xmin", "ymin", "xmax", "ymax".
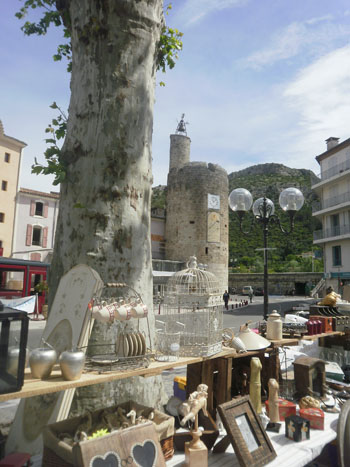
[{"xmin": 50, "ymin": 0, "xmax": 166, "ymax": 410}]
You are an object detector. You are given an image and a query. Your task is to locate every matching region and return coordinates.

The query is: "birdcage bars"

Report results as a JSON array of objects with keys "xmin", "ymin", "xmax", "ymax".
[{"xmin": 158, "ymin": 256, "xmax": 224, "ymax": 357}]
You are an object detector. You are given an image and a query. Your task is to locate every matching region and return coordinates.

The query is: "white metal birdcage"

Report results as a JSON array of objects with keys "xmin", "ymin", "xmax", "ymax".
[{"xmin": 157, "ymin": 256, "xmax": 223, "ymax": 357}]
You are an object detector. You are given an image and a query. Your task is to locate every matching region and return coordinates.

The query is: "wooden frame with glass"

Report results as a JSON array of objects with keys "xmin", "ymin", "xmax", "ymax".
[{"xmin": 217, "ymin": 396, "xmax": 276, "ymax": 467}]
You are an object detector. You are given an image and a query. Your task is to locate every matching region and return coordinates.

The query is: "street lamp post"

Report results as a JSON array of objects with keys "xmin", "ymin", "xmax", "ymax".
[{"xmin": 229, "ymin": 187, "xmax": 304, "ymax": 321}]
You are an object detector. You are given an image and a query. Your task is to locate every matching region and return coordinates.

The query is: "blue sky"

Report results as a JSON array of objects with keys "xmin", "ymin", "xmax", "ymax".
[{"xmin": 2, "ymin": 0, "xmax": 350, "ymax": 193}]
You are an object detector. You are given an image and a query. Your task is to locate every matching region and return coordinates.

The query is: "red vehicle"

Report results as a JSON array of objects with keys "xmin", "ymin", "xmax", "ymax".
[{"xmin": 0, "ymin": 257, "xmax": 49, "ymax": 314}]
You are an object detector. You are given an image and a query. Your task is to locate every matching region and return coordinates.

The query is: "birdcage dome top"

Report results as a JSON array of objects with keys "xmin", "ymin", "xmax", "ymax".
[{"xmin": 164, "ymin": 256, "xmax": 222, "ymax": 308}]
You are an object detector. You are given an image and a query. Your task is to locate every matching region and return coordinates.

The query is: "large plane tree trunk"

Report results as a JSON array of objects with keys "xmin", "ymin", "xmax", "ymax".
[{"xmin": 50, "ymin": 0, "xmax": 166, "ymax": 410}]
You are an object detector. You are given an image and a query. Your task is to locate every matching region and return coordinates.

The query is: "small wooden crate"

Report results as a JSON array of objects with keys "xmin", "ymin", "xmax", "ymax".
[{"xmin": 43, "ymin": 401, "xmax": 174, "ymax": 466}]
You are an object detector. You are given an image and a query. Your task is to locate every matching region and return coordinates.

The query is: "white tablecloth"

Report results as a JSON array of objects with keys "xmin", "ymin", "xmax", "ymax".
[{"xmin": 167, "ymin": 410, "xmax": 338, "ymax": 467}]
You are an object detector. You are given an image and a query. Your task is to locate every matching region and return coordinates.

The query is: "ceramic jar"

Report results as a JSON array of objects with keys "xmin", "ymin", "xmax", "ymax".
[
  {"xmin": 59, "ymin": 349, "xmax": 86, "ymax": 381},
  {"xmin": 29, "ymin": 346, "xmax": 57, "ymax": 379},
  {"xmin": 266, "ymin": 311, "xmax": 283, "ymax": 340}
]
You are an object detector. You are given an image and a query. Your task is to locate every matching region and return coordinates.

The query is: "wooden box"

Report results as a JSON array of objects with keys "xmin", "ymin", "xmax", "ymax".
[
  {"xmin": 299, "ymin": 408, "xmax": 324, "ymax": 430},
  {"xmin": 265, "ymin": 398, "xmax": 296, "ymax": 421},
  {"xmin": 43, "ymin": 401, "xmax": 174, "ymax": 466},
  {"xmin": 293, "ymin": 356, "xmax": 326, "ymax": 397},
  {"xmin": 173, "ymin": 410, "xmax": 219, "ymax": 452},
  {"xmin": 285, "ymin": 415, "xmax": 310, "ymax": 442},
  {"xmin": 309, "ymin": 316, "xmax": 333, "ymax": 333}
]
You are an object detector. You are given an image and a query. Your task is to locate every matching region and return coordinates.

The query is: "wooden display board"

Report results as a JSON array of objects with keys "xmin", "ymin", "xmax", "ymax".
[{"xmin": 5, "ymin": 264, "xmax": 103, "ymax": 456}]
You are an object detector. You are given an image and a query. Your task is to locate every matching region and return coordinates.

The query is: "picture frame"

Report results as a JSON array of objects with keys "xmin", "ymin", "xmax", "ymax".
[{"xmin": 217, "ymin": 395, "xmax": 277, "ymax": 467}]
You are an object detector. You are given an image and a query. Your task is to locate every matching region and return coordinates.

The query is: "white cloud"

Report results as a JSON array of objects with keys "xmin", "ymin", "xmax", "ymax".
[
  {"xmin": 284, "ymin": 45, "xmax": 350, "ymax": 130},
  {"xmin": 305, "ymin": 14, "xmax": 333, "ymax": 25},
  {"xmin": 281, "ymin": 45, "xmax": 350, "ymax": 166},
  {"xmin": 241, "ymin": 16, "xmax": 350, "ymax": 69},
  {"xmin": 178, "ymin": 0, "xmax": 249, "ymax": 26}
]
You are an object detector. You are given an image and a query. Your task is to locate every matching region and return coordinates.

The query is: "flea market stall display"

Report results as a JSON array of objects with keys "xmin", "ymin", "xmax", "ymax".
[
  {"xmin": 155, "ymin": 256, "xmax": 224, "ymax": 359},
  {"xmin": 3, "ymin": 267, "xmax": 350, "ymax": 467}
]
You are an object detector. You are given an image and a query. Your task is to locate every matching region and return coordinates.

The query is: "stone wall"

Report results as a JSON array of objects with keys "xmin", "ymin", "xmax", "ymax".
[{"xmin": 229, "ymin": 272, "xmax": 324, "ymax": 295}]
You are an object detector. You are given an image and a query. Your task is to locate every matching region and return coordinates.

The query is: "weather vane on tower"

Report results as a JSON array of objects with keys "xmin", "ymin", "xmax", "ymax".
[{"xmin": 175, "ymin": 113, "xmax": 189, "ymax": 135}]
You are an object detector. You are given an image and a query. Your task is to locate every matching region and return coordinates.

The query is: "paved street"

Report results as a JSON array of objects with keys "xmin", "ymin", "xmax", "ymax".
[{"xmin": 222, "ymin": 294, "xmax": 315, "ymax": 332}]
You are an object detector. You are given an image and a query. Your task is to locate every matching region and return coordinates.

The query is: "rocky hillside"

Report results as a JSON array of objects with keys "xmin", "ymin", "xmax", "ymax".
[
  {"xmin": 228, "ymin": 163, "xmax": 321, "ymax": 268},
  {"xmin": 229, "ymin": 163, "xmax": 319, "ymax": 200}
]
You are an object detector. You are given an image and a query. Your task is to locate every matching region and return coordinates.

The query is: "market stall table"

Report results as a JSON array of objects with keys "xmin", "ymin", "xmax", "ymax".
[
  {"xmin": 1, "ymin": 331, "xmax": 343, "ymax": 467},
  {"xmin": 167, "ymin": 410, "xmax": 338, "ymax": 467}
]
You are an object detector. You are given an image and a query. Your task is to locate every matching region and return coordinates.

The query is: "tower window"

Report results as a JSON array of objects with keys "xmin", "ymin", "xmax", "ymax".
[
  {"xmin": 205, "ymin": 247, "xmax": 208, "ymax": 254},
  {"xmin": 0, "ymin": 213, "xmax": 4, "ymax": 223},
  {"xmin": 189, "ymin": 221, "xmax": 195, "ymax": 224},
  {"xmin": 1, "ymin": 181, "xmax": 7, "ymax": 191},
  {"xmin": 4, "ymin": 153, "xmax": 10, "ymax": 163}
]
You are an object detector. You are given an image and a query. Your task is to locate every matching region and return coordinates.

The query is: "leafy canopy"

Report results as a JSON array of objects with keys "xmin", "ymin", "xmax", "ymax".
[{"xmin": 16, "ymin": 0, "xmax": 183, "ymax": 184}]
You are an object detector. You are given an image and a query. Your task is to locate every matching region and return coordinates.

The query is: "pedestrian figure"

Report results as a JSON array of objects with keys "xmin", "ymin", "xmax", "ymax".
[
  {"xmin": 223, "ymin": 290, "xmax": 229, "ymax": 310},
  {"xmin": 248, "ymin": 290, "xmax": 253, "ymax": 303}
]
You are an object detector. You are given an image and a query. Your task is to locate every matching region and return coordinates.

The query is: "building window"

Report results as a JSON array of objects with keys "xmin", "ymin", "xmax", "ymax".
[
  {"xmin": 4, "ymin": 153, "xmax": 10, "ymax": 163},
  {"xmin": 35, "ymin": 202, "xmax": 44, "ymax": 216},
  {"xmin": 1, "ymin": 181, "xmax": 7, "ymax": 191},
  {"xmin": 0, "ymin": 213, "xmax": 4, "ymax": 223},
  {"xmin": 32, "ymin": 226, "xmax": 42, "ymax": 246},
  {"xmin": 332, "ymin": 245, "xmax": 342, "ymax": 266}
]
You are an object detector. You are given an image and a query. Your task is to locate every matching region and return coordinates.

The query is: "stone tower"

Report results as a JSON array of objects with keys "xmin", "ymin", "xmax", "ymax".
[{"xmin": 165, "ymin": 117, "xmax": 229, "ymax": 289}]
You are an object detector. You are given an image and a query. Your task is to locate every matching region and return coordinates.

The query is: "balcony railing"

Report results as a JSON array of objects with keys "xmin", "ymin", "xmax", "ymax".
[
  {"xmin": 317, "ymin": 159, "xmax": 350, "ymax": 182},
  {"xmin": 312, "ymin": 191, "xmax": 350, "ymax": 213},
  {"xmin": 314, "ymin": 223, "xmax": 350, "ymax": 241}
]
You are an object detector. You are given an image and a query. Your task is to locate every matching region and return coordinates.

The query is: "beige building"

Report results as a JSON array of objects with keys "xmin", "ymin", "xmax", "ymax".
[
  {"xmin": 312, "ymin": 137, "xmax": 350, "ymax": 292},
  {"xmin": 0, "ymin": 120, "xmax": 27, "ymax": 257}
]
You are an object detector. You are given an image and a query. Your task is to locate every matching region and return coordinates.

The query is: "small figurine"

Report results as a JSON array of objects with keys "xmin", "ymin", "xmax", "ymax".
[
  {"xmin": 266, "ymin": 378, "xmax": 281, "ymax": 432},
  {"xmin": 180, "ymin": 384, "xmax": 209, "ymax": 426},
  {"xmin": 250, "ymin": 357, "xmax": 262, "ymax": 414},
  {"xmin": 179, "ymin": 384, "xmax": 209, "ymax": 467}
]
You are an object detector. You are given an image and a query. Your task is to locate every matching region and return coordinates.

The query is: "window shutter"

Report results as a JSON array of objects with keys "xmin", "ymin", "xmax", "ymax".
[
  {"xmin": 30, "ymin": 253, "xmax": 41, "ymax": 261},
  {"xmin": 30, "ymin": 200, "xmax": 35, "ymax": 216},
  {"xmin": 44, "ymin": 202, "xmax": 49, "ymax": 218},
  {"xmin": 42, "ymin": 227, "xmax": 48, "ymax": 248},
  {"xmin": 26, "ymin": 224, "xmax": 32, "ymax": 246}
]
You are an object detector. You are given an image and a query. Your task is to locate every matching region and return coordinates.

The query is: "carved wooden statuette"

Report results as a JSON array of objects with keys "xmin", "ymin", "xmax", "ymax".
[
  {"xmin": 250, "ymin": 357, "xmax": 262, "ymax": 414},
  {"xmin": 266, "ymin": 378, "xmax": 281, "ymax": 433},
  {"xmin": 180, "ymin": 384, "xmax": 209, "ymax": 467}
]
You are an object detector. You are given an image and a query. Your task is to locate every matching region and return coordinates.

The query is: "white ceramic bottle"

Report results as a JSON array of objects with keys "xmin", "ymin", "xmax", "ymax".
[{"xmin": 266, "ymin": 310, "xmax": 283, "ymax": 340}]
